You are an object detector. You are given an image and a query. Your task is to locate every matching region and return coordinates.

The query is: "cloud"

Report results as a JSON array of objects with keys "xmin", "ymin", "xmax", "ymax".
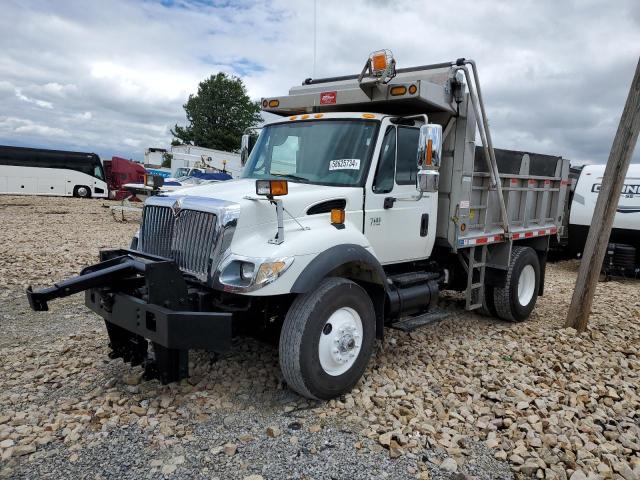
[
  {"xmin": 123, "ymin": 137, "xmax": 141, "ymax": 147},
  {"xmin": 74, "ymin": 111, "xmax": 92, "ymax": 120},
  {"xmin": 15, "ymin": 88, "xmax": 54, "ymax": 109},
  {"xmin": 0, "ymin": 0, "xmax": 637, "ymax": 165},
  {"xmin": 0, "ymin": 116, "xmax": 70, "ymax": 138}
]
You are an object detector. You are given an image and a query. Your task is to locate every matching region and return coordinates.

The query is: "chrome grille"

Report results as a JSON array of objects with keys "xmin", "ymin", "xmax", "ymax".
[
  {"xmin": 140, "ymin": 205, "xmax": 174, "ymax": 258},
  {"xmin": 140, "ymin": 205, "xmax": 218, "ymax": 281}
]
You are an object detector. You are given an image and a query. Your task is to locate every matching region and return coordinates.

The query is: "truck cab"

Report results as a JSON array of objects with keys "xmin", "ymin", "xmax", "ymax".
[
  {"xmin": 27, "ymin": 51, "xmax": 569, "ymax": 400},
  {"xmin": 237, "ymin": 111, "xmax": 436, "ymax": 267}
]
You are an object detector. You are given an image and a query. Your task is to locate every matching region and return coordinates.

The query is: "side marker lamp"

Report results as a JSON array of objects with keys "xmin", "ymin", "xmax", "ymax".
[{"xmin": 331, "ymin": 208, "xmax": 345, "ymax": 226}]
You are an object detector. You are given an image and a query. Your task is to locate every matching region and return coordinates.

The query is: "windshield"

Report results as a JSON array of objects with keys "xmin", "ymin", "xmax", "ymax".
[
  {"xmin": 242, "ymin": 119, "xmax": 379, "ymax": 187},
  {"xmin": 94, "ymin": 163, "xmax": 105, "ymax": 180}
]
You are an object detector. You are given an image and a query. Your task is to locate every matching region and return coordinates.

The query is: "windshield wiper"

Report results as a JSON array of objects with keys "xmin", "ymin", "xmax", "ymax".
[{"xmin": 270, "ymin": 173, "xmax": 309, "ymax": 183}]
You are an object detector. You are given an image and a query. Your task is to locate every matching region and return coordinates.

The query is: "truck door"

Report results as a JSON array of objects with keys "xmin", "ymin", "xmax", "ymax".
[{"xmin": 364, "ymin": 122, "xmax": 437, "ymax": 264}]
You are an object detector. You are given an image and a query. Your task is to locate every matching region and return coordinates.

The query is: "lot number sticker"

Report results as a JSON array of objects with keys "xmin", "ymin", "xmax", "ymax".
[{"xmin": 329, "ymin": 159, "xmax": 361, "ymax": 171}]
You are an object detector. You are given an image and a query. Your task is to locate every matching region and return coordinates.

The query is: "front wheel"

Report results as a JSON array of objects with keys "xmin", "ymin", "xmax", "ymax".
[
  {"xmin": 74, "ymin": 185, "xmax": 91, "ymax": 198},
  {"xmin": 279, "ymin": 277, "xmax": 376, "ymax": 400},
  {"xmin": 493, "ymin": 246, "xmax": 540, "ymax": 322}
]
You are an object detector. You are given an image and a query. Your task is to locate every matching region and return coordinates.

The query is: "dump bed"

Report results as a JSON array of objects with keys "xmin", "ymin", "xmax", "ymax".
[{"xmin": 437, "ymin": 143, "xmax": 570, "ymax": 249}]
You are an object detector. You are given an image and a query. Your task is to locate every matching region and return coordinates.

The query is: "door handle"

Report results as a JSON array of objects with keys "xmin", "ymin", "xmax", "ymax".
[
  {"xmin": 420, "ymin": 214, "xmax": 429, "ymax": 237},
  {"xmin": 383, "ymin": 197, "xmax": 396, "ymax": 209}
]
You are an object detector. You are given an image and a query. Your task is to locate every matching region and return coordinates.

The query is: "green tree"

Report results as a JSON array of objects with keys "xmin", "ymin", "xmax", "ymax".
[
  {"xmin": 171, "ymin": 72, "xmax": 261, "ymax": 152},
  {"xmin": 161, "ymin": 152, "xmax": 173, "ymax": 168}
]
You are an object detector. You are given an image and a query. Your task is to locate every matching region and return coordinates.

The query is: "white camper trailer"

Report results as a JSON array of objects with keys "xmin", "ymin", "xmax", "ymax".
[{"xmin": 569, "ymin": 164, "xmax": 640, "ymax": 275}]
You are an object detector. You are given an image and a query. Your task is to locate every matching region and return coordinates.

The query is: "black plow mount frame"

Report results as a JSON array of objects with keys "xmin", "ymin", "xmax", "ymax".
[{"xmin": 26, "ymin": 249, "xmax": 232, "ymax": 384}]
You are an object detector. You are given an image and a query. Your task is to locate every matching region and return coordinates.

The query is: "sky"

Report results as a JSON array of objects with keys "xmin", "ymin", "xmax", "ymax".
[{"xmin": 0, "ymin": 0, "xmax": 638, "ymax": 164}]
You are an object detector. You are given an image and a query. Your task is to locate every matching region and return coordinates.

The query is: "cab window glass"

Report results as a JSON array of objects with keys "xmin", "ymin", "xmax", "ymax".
[
  {"xmin": 270, "ymin": 136, "xmax": 298, "ymax": 174},
  {"xmin": 372, "ymin": 127, "xmax": 396, "ymax": 193},
  {"xmin": 396, "ymin": 127, "xmax": 420, "ymax": 185}
]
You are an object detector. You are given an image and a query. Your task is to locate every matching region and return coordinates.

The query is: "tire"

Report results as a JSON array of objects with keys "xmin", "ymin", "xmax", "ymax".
[
  {"xmin": 279, "ymin": 277, "xmax": 376, "ymax": 400},
  {"xmin": 493, "ymin": 246, "xmax": 540, "ymax": 322},
  {"xmin": 74, "ymin": 185, "xmax": 91, "ymax": 198},
  {"xmin": 477, "ymin": 284, "xmax": 497, "ymax": 317}
]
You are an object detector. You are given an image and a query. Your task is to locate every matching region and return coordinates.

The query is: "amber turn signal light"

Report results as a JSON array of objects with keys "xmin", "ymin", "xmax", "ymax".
[
  {"xmin": 390, "ymin": 85, "xmax": 407, "ymax": 96},
  {"xmin": 256, "ymin": 179, "xmax": 288, "ymax": 197},
  {"xmin": 426, "ymin": 139, "xmax": 433, "ymax": 166},
  {"xmin": 330, "ymin": 208, "xmax": 345, "ymax": 225}
]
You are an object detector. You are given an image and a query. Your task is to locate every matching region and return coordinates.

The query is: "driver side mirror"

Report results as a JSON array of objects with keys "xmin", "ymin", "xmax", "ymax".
[
  {"xmin": 416, "ymin": 124, "xmax": 442, "ymax": 193},
  {"xmin": 417, "ymin": 124, "xmax": 442, "ymax": 169},
  {"xmin": 240, "ymin": 134, "xmax": 250, "ymax": 167}
]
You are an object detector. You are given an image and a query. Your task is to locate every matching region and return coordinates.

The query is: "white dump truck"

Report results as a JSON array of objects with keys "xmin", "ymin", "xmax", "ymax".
[{"xmin": 27, "ymin": 51, "xmax": 569, "ymax": 400}]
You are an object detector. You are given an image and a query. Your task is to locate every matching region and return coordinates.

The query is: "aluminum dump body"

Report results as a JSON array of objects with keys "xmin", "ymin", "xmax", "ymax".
[{"xmin": 438, "ymin": 145, "xmax": 570, "ymax": 250}]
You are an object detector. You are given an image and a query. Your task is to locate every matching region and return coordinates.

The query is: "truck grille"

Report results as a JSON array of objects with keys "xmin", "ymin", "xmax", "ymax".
[{"xmin": 139, "ymin": 205, "xmax": 218, "ymax": 281}]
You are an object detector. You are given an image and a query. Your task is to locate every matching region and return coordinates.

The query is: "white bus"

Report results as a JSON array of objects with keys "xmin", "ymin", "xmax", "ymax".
[{"xmin": 0, "ymin": 145, "xmax": 108, "ymax": 198}]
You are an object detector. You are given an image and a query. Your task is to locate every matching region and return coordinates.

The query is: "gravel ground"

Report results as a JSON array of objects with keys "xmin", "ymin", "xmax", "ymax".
[{"xmin": 1, "ymin": 195, "xmax": 639, "ymax": 480}]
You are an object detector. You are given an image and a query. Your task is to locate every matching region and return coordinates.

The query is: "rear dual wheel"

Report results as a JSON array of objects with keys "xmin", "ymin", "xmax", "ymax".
[
  {"xmin": 493, "ymin": 246, "xmax": 540, "ymax": 322},
  {"xmin": 279, "ymin": 277, "xmax": 376, "ymax": 400}
]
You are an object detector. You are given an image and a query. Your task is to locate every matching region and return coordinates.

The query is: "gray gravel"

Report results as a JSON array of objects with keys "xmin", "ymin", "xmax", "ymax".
[
  {"xmin": 2, "ymin": 196, "xmax": 639, "ymax": 480},
  {"xmin": 1, "ymin": 294, "xmax": 511, "ymax": 480}
]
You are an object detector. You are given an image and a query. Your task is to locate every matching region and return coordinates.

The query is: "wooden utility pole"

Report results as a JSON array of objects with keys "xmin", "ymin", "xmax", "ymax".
[{"xmin": 565, "ymin": 58, "xmax": 640, "ymax": 332}]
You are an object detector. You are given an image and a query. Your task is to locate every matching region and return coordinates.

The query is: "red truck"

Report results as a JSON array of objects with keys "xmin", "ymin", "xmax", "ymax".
[{"xmin": 103, "ymin": 156, "xmax": 146, "ymax": 200}]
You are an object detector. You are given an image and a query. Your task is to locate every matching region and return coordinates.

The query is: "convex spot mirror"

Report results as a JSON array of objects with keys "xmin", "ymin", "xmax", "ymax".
[{"xmin": 417, "ymin": 169, "xmax": 439, "ymax": 193}]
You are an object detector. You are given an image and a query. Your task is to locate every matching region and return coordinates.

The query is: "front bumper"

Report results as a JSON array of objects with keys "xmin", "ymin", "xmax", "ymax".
[
  {"xmin": 85, "ymin": 288, "xmax": 231, "ymax": 352},
  {"xmin": 27, "ymin": 249, "xmax": 234, "ymax": 383}
]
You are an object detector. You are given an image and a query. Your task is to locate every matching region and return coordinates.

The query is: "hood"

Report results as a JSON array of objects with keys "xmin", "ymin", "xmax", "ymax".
[{"xmin": 167, "ymin": 178, "xmax": 362, "ymax": 228}]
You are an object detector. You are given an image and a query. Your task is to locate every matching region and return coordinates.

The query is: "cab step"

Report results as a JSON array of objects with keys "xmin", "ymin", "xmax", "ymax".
[
  {"xmin": 389, "ymin": 308, "xmax": 449, "ymax": 332},
  {"xmin": 388, "ymin": 271, "xmax": 440, "ymax": 287}
]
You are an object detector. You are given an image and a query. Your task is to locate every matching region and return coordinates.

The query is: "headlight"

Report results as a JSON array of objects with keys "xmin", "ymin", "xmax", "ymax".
[
  {"xmin": 240, "ymin": 262, "xmax": 255, "ymax": 281},
  {"xmin": 217, "ymin": 256, "xmax": 294, "ymax": 292}
]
